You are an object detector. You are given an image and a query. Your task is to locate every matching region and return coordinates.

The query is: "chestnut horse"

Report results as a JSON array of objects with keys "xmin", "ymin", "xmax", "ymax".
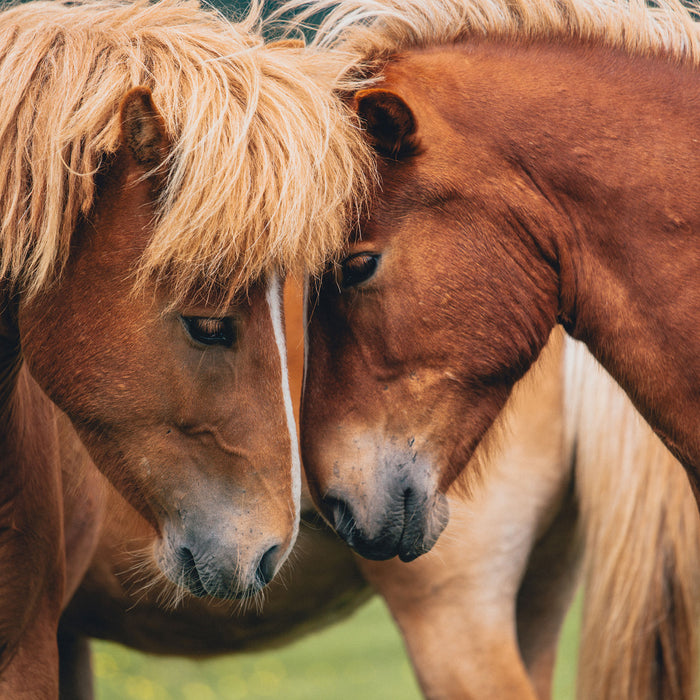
[
  {"xmin": 0, "ymin": 2, "xmax": 369, "ymax": 696},
  {"xmin": 293, "ymin": 0, "xmax": 700, "ymax": 561},
  {"xmin": 58, "ymin": 285, "xmax": 700, "ymax": 700}
]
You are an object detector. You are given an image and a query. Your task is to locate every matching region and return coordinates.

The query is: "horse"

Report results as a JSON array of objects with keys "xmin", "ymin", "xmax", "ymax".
[
  {"xmin": 0, "ymin": 2, "xmax": 370, "ymax": 696},
  {"xmin": 57, "ymin": 283, "xmax": 700, "ymax": 700},
  {"xmin": 289, "ymin": 0, "xmax": 700, "ymax": 563}
]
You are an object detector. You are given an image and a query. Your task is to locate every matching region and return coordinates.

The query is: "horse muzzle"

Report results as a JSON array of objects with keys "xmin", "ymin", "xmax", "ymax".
[
  {"xmin": 319, "ymin": 478, "xmax": 449, "ymax": 562},
  {"xmin": 157, "ymin": 524, "xmax": 290, "ymax": 599}
]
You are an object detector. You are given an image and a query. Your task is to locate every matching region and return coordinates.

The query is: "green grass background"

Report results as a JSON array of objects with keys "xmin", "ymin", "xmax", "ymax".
[{"xmin": 93, "ymin": 592, "xmax": 581, "ymax": 699}]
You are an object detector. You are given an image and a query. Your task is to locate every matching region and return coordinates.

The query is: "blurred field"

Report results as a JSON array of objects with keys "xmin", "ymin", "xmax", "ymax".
[{"xmin": 94, "ymin": 591, "xmax": 581, "ymax": 699}]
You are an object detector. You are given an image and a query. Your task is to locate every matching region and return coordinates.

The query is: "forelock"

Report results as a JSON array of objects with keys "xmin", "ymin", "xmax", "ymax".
[{"xmin": 0, "ymin": 0, "xmax": 374, "ymax": 301}]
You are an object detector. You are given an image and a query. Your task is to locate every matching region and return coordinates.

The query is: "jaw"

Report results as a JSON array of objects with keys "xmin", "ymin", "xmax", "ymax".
[
  {"xmin": 120, "ymin": 431, "xmax": 299, "ymax": 601},
  {"xmin": 77, "ymin": 389, "xmax": 301, "ymax": 600}
]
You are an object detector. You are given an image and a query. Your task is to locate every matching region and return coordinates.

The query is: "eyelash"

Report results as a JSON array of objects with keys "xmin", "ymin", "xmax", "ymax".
[
  {"xmin": 180, "ymin": 316, "xmax": 237, "ymax": 348},
  {"xmin": 339, "ymin": 253, "xmax": 380, "ymax": 289}
]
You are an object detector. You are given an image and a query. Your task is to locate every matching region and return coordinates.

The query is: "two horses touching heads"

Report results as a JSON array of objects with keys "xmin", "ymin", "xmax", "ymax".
[{"xmin": 2, "ymin": 0, "xmax": 700, "ymax": 695}]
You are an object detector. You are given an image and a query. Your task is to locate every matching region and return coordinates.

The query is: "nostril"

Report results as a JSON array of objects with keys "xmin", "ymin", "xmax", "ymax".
[
  {"xmin": 175, "ymin": 545, "xmax": 207, "ymax": 597},
  {"xmin": 256, "ymin": 544, "xmax": 281, "ymax": 587},
  {"xmin": 177, "ymin": 545, "xmax": 196, "ymax": 568},
  {"xmin": 326, "ymin": 497, "xmax": 344, "ymax": 530},
  {"xmin": 322, "ymin": 496, "xmax": 356, "ymax": 543}
]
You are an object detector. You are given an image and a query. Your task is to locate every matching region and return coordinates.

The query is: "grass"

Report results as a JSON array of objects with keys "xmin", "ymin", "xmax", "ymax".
[{"xmin": 94, "ymin": 591, "xmax": 582, "ymax": 699}]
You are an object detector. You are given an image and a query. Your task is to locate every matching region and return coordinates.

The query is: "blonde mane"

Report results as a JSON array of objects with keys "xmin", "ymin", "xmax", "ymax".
[
  {"xmin": 280, "ymin": 0, "xmax": 700, "ymax": 80},
  {"xmin": 0, "ymin": 0, "xmax": 372, "ymax": 300}
]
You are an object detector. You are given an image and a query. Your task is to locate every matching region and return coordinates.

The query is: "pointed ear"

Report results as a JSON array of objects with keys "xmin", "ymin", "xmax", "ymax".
[
  {"xmin": 119, "ymin": 86, "xmax": 169, "ymax": 168},
  {"xmin": 354, "ymin": 88, "xmax": 419, "ymax": 158}
]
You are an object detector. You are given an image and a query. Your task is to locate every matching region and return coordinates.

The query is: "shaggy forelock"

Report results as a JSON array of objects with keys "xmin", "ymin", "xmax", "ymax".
[{"xmin": 0, "ymin": 0, "xmax": 373, "ymax": 301}]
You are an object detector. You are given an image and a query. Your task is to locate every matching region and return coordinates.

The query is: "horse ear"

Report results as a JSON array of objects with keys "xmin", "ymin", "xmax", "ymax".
[
  {"xmin": 354, "ymin": 88, "xmax": 419, "ymax": 158},
  {"xmin": 119, "ymin": 86, "xmax": 169, "ymax": 168}
]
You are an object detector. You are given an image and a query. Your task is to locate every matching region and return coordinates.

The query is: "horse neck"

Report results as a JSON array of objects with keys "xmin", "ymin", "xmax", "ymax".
[
  {"xmin": 406, "ymin": 40, "xmax": 700, "ymax": 477},
  {"xmin": 0, "ymin": 287, "xmax": 63, "ymax": 509},
  {"xmin": 0, "ymin": 290, "xmax": 65, "ymax": 660},
  {"xmin": 1, "ymin": 287, "xmax": 104, "ymax": 616},
  {"xmin": 465, "ymin": 40, "xmax": 700, "ymax": 476}
]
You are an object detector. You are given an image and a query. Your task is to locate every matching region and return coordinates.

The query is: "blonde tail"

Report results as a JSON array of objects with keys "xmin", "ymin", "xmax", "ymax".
[{"xmin": 563, "ymin": 336, "xmax": 700, "ymax": 700}]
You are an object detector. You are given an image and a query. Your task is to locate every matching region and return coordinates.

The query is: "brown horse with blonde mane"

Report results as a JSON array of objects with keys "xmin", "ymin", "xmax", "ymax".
[
  {"xmin": 0, "ymin": 1, "xmax": 369, "ymax": 696},
  {"xmin": 291, "ymin": 0, "xmax": 700, "ymax": 561},
  {"xmin": 58, "ymin": 285, "xmax": 700, "ymax": 700}
]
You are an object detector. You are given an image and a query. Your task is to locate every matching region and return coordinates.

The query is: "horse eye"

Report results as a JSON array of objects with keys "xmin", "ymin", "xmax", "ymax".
[
  {"xmin": 339, "ymin": 253, "xmax": 380, "ymax": 289},
  {"xmin": 181, "ymin": 316, "xmax": 237, "ymax": 348}
]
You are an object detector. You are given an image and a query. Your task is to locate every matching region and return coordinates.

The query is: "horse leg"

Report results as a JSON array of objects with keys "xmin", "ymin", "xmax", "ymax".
[
  {"xmin": 357, "ymin": 498, "xmax": 539, "ymax": 700},
  {"xmin": 0, "ymin": 356, "xmax": 66, "ymax": 695},
  {"xmin": 58, "ymin": 629, "xmax": 93, "ymax": 700},
  {"xmin": 515, "ymin": 478, "xmax": 582, "ymax": 698},
  {"xmin": 356, "ymin": 329, "xmax": 573, "ymax": 699},
  {"xmin": 356, "ymin": 458, "xmax": 574, "ymax": 698},
  {"xmin": 0, "ymin": 488, "xmax": 64, "ymax": 699}
]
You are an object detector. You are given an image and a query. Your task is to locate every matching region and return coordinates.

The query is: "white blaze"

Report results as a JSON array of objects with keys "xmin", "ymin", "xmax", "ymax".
[
  {"xmin": 302, "ymin": 278, "xmax": 310, "ymax": 399},
  {"xmin": 266, "ymin": 273, "xmax": 301, "ymax": 560}
]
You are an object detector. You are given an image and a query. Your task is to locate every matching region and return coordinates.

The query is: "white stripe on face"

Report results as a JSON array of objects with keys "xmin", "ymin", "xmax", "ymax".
[
  {"xmin": 302, "ymin": 278, "xmax": 309, "ymax": 400},
  {"xmin": 266, "ymin": 273, "xmax": 301, "ymax": 560}
]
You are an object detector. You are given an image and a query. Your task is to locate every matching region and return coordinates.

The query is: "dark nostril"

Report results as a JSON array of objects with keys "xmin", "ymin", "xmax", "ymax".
[
  {"xmin": 326, "ymin": 497, "xmax": 344, "ymax": 530},
  {"xmin": 176, "ymin": 545, "xmax": 207, "ymax": 597},
  {"xmin": 256, "ymin": 544, "xmax": 281, "ymax": 587},
  {"xmin": 177, "ymin": 545, "xmax": 196, "ymax": 568},
  {"xmin": 322, "ymin": 496, "xmax": 356, "ymax": 544}
]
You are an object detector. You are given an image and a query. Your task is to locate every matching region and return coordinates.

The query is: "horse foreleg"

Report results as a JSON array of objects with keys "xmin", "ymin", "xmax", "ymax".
[
  {"xmin": 356, "ymin": 331, "xmax": 575, "ymax": 700},
  {"xmin": 515, "ymin": 480, "xmax": 582, "ymax": 698},
  {"xmin": 0, "ymin": 366, "xmax": 66, "ymax": 697},
  {"xmin": 356, "ymin": 502, "xmax": 539, "ymax": 700}
]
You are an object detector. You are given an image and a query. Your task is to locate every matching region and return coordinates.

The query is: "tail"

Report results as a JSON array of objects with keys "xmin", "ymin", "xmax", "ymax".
[{"xmin": 563, "ymin": 335, "xmax": 700, "ymax": 700}]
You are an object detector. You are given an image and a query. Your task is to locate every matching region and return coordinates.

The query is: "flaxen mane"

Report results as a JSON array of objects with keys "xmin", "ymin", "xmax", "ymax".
[
  {"xmin": 0, "ymin": 0, "xmax": 372, "ymax": 301},
  {"xmin": 279, "ymin": 0, "xmax": 700, "ymax": 79}
]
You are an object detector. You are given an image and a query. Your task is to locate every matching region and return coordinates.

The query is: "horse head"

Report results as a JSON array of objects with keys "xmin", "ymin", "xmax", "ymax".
[
  {"xmin": 302, "ymin": 60, "xmax": 559, "ymax": 561},
  {"xmin": 18, "ymin": 89, "xmax": 298, "ymax": 598}
]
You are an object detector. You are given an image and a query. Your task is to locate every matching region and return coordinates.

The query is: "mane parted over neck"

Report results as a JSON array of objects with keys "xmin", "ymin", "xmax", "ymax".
[
  {"xmin": 0, "ymin": 0, "xmax": 373, "ymax": 303},
  {"xmin": 280, "ymin": 0, "xmax": 700, "ymax": 80}
]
